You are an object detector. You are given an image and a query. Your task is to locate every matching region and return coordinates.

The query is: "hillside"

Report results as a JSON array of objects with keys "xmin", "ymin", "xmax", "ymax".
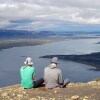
[
  {"xmin": 0, "ymin": 29, "xmax": 36, "ymax": 38},
  {"xmin": 1, "ymin": 29, "xmax": 100, "ymax": 39},
  {"xmin": 0, "ymin": 30, "xmax": 56, "ymax": 38},
  {"xmin": 0, "ymin": 30, "xmax": 60, "ymax": 38},
  {"xmin": 40, "ymin": 52, "xmax": 100, "ymax": 71},
  {"xmin": 0, "ymin": 80, "xmax": 100, "ymax": 100}
]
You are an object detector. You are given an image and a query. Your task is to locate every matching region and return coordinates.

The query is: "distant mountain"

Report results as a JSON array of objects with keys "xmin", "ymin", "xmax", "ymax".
[
  {"xmin": 0, "ymin": 29, "xmax": 100, "ymax": 38},
  {"xmin": 0, "ymin": 30, "xmax": 59, "ymax": 38},
  {"xmin": 0, "ymin": 29, "xmax": 36, "ymax": 38},
  {"xmin": 0, "ymin": 29, "xmax": 57, "ymax": 38}
]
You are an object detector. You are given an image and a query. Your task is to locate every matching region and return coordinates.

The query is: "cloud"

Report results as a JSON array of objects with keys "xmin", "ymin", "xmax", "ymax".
[
  {"xmin": 0, "ymin": 0, "xmax": 100, "ymax": 31},
  {"xmin": 10, "ymin": 19, "xmax": 33, "ymax": 23}
]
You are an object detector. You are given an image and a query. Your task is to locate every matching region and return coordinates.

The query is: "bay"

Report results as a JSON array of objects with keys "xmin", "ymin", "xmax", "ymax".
[{"xmin": 0, "ymin": 38, "xmax": 100, "ymax": 87}]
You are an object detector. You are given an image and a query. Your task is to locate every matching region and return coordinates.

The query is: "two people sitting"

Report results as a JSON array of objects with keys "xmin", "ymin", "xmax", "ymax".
[{"xmin": 20, "ymin": 57, "xmax": 70, "ymax": 89}]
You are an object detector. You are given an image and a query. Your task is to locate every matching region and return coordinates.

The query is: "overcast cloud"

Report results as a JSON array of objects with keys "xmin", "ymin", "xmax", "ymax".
[{"xmin": 0, "ymin": 0, "xmax": 100, "ymax": 31}]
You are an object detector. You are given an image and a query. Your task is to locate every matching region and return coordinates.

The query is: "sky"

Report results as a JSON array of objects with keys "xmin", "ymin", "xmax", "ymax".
[{"xmin": 0, "ymin": 0, "xmax": 100, "ymax": 31}]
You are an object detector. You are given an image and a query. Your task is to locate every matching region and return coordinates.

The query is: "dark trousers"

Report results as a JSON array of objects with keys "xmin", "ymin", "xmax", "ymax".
[
  {"xmin": 34, "ymin": 78, "xmax": 44, "ymax": 88},
  {"xmin": 59, "ymin": 79, "xmax": 70, "ymax": 88}
]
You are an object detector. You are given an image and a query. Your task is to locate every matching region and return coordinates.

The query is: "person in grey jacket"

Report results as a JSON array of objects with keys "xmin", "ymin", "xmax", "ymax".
[{"xmin": 43, "ymin": 57, "xmax": 70, "ymax": 89}]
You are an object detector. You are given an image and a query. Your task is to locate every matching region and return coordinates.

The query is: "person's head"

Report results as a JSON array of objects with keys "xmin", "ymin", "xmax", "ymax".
[
  {"xmin": 51, "ymin": 57, "xmax": 59, "ymax": 64},
  {"xmin": 24, "ymin": 57, "xmax": 33, "ymax": 66}
]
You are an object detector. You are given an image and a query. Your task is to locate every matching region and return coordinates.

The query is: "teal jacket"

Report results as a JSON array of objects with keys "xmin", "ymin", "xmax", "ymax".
[{"xmin": 20, "ymin": 66, "xmax": 35, "ymax": 88}]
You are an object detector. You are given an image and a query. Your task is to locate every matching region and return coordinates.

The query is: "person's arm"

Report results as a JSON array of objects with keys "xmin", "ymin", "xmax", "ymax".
[
  {"xmin": 32, "ymin": 74, "xmax": 35, "ymax": 80},
  {"xmin": 43, "ymin": 68, "xmax": 46, "ymax": 80},
  {"xmin": 58, "ymin": 70, "xmax": 63, "ymax": 87},
  {"xmin": 32, "ymin": 67, "xmax": 36, "ymax": 80}
]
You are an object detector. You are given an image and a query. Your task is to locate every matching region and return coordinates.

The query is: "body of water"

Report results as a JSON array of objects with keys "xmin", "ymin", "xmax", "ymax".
[{"xmin": 0, "ymin": 38, "xmax": 100, "ymax": 87}]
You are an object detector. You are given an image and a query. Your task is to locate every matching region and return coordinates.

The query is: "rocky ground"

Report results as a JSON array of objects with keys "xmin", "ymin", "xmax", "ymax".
[{"xmin": 0, "ymin": 81, "xmax": 100, "ymax": 100}]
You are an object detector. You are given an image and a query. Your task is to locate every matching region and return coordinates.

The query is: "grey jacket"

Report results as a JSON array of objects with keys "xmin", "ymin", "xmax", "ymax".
[{"xmin": 44, "ymin": 63, "xmax": 63, "ymax": 88}]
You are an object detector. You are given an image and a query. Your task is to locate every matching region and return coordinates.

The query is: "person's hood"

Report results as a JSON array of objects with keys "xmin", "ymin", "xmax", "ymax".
[{"xmin": 49, "ymin": 63, "xmax": 57, "ymax": 69}]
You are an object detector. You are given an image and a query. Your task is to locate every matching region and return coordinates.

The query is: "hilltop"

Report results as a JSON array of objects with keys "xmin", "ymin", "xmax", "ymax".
[{"xmin": 0, "ymin": 80, "xmax": 100, "ymax": 100}]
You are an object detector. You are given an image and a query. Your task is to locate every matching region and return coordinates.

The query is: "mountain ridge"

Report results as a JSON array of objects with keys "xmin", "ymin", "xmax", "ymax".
[{"xmin": 0, "ymin": 29, "xmax": 100, "ymax": 38}]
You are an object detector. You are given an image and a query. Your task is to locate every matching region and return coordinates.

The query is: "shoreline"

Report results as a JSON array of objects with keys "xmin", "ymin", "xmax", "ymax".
[
  {"xmin": 0, "ymin": 38, "xmax": 64, "ymax": 50},
  {"xmin": 1, "ymin": 36, "xmax": 99, "ymax": 50},
  {"xmin": 40, "ymin": 52, "xmax": 100, "ymax": 71},
  {"xmin": 0, "ymin": 38, "xmax": 100, "ymax": 70}
]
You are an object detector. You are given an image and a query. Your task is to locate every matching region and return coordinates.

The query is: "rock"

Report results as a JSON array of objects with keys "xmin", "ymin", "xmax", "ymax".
[
  {"xmin": 30, "ymin": 98, "xmax": 37, "ymax": 100},
  {"xmin": 88, "ymin": 81, "xmax": 97, "ymax": 85},
  {"xmin": 1, "ymin": 92, "xmax": 9, "ymax": 96},
  {"xmin": 68, "ymin": 83, "xmax": 75, "ymax": 87},
  {"xmin": 17, "ymin": 94, "xmax": 23, "ymax": 98},
  {"xmin": 83, "ymin": 96, "xmax": 89, "ymax": 100},
  {"xmin": 49, "ymin": 98, "xmax": 56, "ymax": 100},
  {"xmin": 68, "ymin": 82, "xmax": 87, "ymax": 87},
  {"xmin": 97, "ymin": 82, "xmax": 100, "ymax": 85},
  {"xmin": 71, "ymin": 95, "xmax": 80, "ymax": 100},
  {"xmin": 54, "ymin": 90, "xmax": 57, "ymax": 93},
  {"xmin": 22, "ymin": 91, "xmax": 26, "ymax": 94},
  {"xmin": 12, "ymin": 93, "xmax": 16, "ymax": 96}
]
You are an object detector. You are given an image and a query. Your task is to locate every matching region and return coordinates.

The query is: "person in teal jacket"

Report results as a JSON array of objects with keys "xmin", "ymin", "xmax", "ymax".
[{"xmin": 20, "ymin": 57, "xmax": 44, "ymax": 89}]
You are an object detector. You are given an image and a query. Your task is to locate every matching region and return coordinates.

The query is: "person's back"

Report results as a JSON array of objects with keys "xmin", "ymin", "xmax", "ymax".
[
  {"xmin": 44, "ymin": 63, "xmax": 62, "ymax": 88},
  {"xmin": 20, "ymin": 57, "xmax": 44, "ymax": 89},
  {"xmin": 20, "ymin": 66, "xmax": 35, "ymax": 88}
]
